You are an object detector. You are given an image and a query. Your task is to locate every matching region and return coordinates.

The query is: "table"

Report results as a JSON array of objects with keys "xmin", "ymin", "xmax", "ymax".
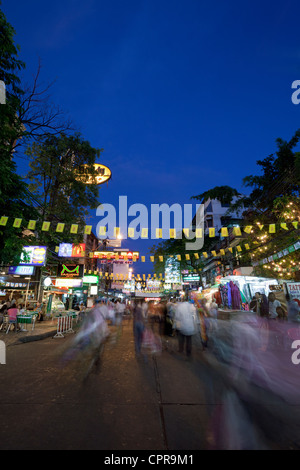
[{"xmin": 17, "ymin": 314, "xmax": 37, "ymax": 332}]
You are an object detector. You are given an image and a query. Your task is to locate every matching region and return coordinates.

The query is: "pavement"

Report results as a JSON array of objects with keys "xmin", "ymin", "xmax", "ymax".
[
  {"xmin": 1, "ymin": 310, "xmax": 300, "ymax": 450},
  {"xmin": 1, "ymin": 317, "xmax": 63, "ymax": 346}
]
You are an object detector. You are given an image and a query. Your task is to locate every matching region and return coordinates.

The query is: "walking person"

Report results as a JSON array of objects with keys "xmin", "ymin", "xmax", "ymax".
[
  {"xmin": 133, "ymin": 300, "xmax": 146, "ymax": 357},
  {"xmin": 174, "ymin": 299, "xmax": 197, "ymax": 357}
]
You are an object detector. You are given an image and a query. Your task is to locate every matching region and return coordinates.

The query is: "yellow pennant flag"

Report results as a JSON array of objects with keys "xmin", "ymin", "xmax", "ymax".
[
  {"xmin": 257, "ymin": 223, "xmax": 264, "ymax": 230},
  {"xmin": 13, "ymin": 218, "xmax": 22, "ymax": 228},
  {"xmin": 114, "ymin": 227, "xmax": 120, "ymax": 237},
  {"xmin": 56, "ymin": 223, "xmax": 65, "ymax": 233},
  {"xmin": 269, "ymin": 224, "xmax": 276, "ymax": 233},
  {"xmin": 183, "ymin": 228, "xmax": 189, "ymax": 238},
  {"xmin": 209, "ymin": 228, "xmax": 215, "ymax": 238},
  {"xmin": 244, "ymin": 226, "xmax": 252, "ymax": 234},
  {"xmin": 280, "ymin": 223, "xmax": 288, "ymax": 230},
  {"xmin": 141, "ymin": 228, "xmax": 148, "ymax": 238},
  {"xmin": 133, "ymin": 255, "xmax": 137, "ymax": 262},
  {"xmin": 228, "ymin": 247, "xmax": 233, "ymax": 253},
  {"xmin": 150, "ymin": 256, "xmax": 154, "ymax": 262},
  {"xmin": 99, "ymin": 226, "xmax": 106, "ymax": 236},
  {"xmin": 177, "ymin": 254, "xmax": 181, "ymax": 261},
  {"xmin": 128, "ymin": 227, "xmax": 134, "ymax": 238},
  {"xmin": 141, "ymin": 256, "xmax": 145, "ymax": 262},
  {"xmin": 169, "ymin": 229, "xmax": 176, "ymax": 238},
  {"xmin": 237, "ymin": 245, "xmax": 242, "ymax": 252},
  {"xmin": 185, "ymin": 254, "xmax": 190, "ymax": 260},
  {"xmin": 211, "ymin": 250, "xmax": 217, "ymax": 256},
  {"xmin": 202, "ymin": 252, "xmax": 208, "ymax": 258},
  {"xmin": 292, "ymin": 221, "xmax": 298, "ymax": 229},
  {"xmin": 70, "ymin": 224, "xmax": 78, "ymax": 234},
  {"xmin": 159, "ymin": 256, "xmax": 163, "ymax": 262},
  {"xmin": 194, "ymin": 253, "xmax": 199, "ymax": 259},
  {"xmin": 221, "ymin": 227, "xmax": 228, "ymax": 237},
  {"xmin": 156, "ymin": 228, "xmax": 162, "ymax": 238},
  {"xmin": 42, "ymin": 221, "xmax": 50, "ymax": 231},
  {"xmin": 84, "ymin": 225, "xmax": 92, "ymax": 235},
  {"xmin": 233, "ymin": 226, "xmax": 241, "ymax": 236},
  {"xmin": 115, "ymin": 254, "xmax": 119, "ymax": 260},
  {"xmin": 0, "ymin": 216, "xmax": 8, "ymax": 226},
  {"xmin": 55, "ymin": 246, "xmax": 59, "ymax": 253},
  {"xmin": 196, "ymin": 228, "xmax": 203, "ymax": 238},
  {"xmin": 27, "ymin": 220, "xmax": 36, "ymax": 230},
  {"xmin": 220, "ymin": 249, "xmax": 225, "ymax": 256},
  {"xmin": 245, "ymin": 243, "xmax": 250, "ymax": 250}
]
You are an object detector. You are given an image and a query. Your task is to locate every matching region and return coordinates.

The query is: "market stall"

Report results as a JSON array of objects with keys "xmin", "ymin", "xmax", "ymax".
[{"xmin": 217, "ymin": 275, "xmax": 280, "ymax": 310}]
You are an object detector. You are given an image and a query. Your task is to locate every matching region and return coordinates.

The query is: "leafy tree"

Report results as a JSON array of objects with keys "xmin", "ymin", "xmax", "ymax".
[
  {"xmin": 191, "ymin": 185, "xmax": 241, "ymax": 206},
  {"xmin": 26, "ymin": 132, "xmax": 103, "ymax": 253},
  {"xmin": 0, "ymin": 3, "xmax": 39, "ymax": 265}
]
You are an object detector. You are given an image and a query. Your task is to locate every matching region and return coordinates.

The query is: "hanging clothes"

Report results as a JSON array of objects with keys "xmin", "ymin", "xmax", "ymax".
[
  {"xmin": 230, "ymin": 281, "xmax": 242, "ymax": 310},
  {"xmin": 227, "ymin": 282, "xmax": 232, "ymax": 308}
]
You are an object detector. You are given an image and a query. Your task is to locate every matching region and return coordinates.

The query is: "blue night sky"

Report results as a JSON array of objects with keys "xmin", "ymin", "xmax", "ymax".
[{"xmin": 2, "ymin": 0, "xmax": 300, "ymax": 274}]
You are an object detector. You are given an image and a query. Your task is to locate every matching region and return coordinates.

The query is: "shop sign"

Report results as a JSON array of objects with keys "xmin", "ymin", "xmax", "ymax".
[
  {"xmin": 269, "ymin": 285, "xmax": 283, "ymax": 291},
  {"xmin": 182, "ymin": 274, "xmax": 200, "ymax": 282},
  {"xmin": 75, "ymin": 163, "xmax": 112, "ymax": 185},
  {"xmin": 83, "ymin": 275, "xmax": 99, "ymax": 284},
  {"xmin": 286, "ymin": 283, "xmax": 300, "ymax": 304},
  {"xmin": 8, "ymin": 266, "xmax": 35, "ymax": 275},
  {"xmin": 57, "ymin": 264, "xmax": 84, "ymax": 278},
  {"xmin": 55, "ymin": 278, "xmax": 83, "ymax": 288},
  {"xmin": 58, "ymin": 243, "xmax": 86, "ymax": 257},
  {"xmin": 92, "ymin": 251, "xmax": 139, "ymax": 260},
  {"xmin": 20, "ymin": 246, "xmax": 47, "ymax": 266}
]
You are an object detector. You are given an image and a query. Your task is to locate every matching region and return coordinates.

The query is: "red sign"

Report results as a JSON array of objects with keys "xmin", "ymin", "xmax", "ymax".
[
  {"xmin": 92, "ymin": 251, "xmax": 139, "ymax": 260},
  {"xmin": 71, "ymin": 244, "xmax": 86, "ymax": 257}
]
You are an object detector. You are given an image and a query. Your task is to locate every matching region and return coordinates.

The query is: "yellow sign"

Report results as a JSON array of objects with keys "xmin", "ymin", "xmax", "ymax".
[{"xmin": 75, "ymin": 163, "xmax": 112, "ymax": 185}]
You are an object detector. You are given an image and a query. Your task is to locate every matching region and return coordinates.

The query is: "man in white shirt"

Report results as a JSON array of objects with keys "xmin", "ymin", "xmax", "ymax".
[
  {"xmin": 268, "ymin": 292, "xmax": 281, "ymax": 319},
  {"xmin": 174, "ymin": 300, "xmax": 197, "ymax": 357}
]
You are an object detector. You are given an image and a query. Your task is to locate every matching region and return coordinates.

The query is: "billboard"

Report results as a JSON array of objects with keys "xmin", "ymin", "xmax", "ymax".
[
  {"xmin": 58, "ymin": 243, "xmax": 86, "ymax": 257},
  {"xmin": 57, "ymin": 264, "xmax": 84, "ymax": 279},
  {"xmin": 286, "ymin": 283, "xmax": 300, "ymax": 306},
  {"xmin": 8, "ymin": 266, "xmax": 35, "ymax": 276},
  {"xmin": 20, "ymin": 246, "xmax": 47, "ymax": 266}
]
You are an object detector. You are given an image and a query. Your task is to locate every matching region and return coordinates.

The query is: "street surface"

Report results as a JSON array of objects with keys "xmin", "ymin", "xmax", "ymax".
[{"xmin": 0, "ymin": 317, "xmax": 300, "ymax": 451}]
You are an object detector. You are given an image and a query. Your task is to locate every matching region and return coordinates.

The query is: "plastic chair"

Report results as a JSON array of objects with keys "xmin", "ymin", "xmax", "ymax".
[{"xmin": 6, "ymin": 319, "xmax": 17, "ymax": 334}]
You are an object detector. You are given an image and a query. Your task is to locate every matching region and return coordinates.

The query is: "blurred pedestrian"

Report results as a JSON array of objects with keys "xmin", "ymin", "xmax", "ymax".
[
  {"xmin": 286, "ymin": 294, "xmax": 300, "ymax": 323},
  {"xmin": 133, "ymin": 300, "xmax": 146, "ymax": 357},
  {"xmin": 174, "ymin": 299, "xmax": 197, "ymax": 357},
  {"xmin": 267, "ymin": 292, "xmax": 281, "ymax": 320}
]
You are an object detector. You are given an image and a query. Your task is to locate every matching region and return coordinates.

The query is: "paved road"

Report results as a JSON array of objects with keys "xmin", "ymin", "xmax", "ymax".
[{"xmin": 0, "ymin": 318, "xmax": 300, "ymax": 451}]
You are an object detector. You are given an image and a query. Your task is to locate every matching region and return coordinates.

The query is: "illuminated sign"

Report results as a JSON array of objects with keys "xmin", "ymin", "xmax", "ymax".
[
  {"xmin": 55, "ymin": 278, "xmax": 83, "ymax": 288},
  {"xmin": 182, "ymin": 274, "xmax": 200, "ymax": 282},
  {"xmin": 83, "ymin": 275, "xmax": 99, "ymax": 284},
  {"xmin": 58, "ymin": 243, "xmax": 86, "ymax": 257},
  {"xmin": 8, "ymin": 266, "xmax": 35, "ymax": 275},
  {"xmin": 92, "ymin": 251, "xmax": 139, "ymax": 260},
  {"xmin": 57, "ymin": 264, "xmax": 84, "ymax": 278},
  {"xmin": 20, "ymin": 246, "xmax": 47, "ymax": 266},
  {"xmin": 75, "ymin": 163, "xmax": 112, "ymax": 185}
]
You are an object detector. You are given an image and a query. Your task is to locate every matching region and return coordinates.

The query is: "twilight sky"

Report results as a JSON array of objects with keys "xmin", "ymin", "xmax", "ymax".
[{"xmin": 2, "ymin": 0, "xmax": 300, "ymax": 274}]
